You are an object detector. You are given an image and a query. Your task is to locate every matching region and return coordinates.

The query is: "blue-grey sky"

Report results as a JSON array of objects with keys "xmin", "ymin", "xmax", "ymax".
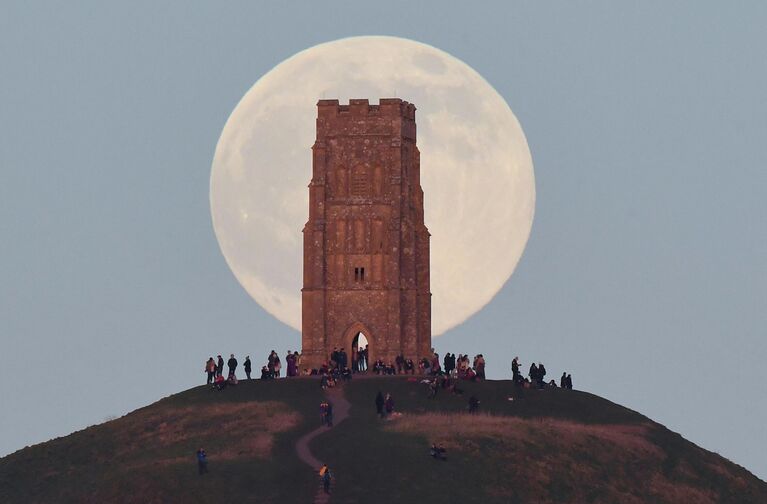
[{"xmin": 1, "ymin": 1, "xmax": 765, "ymax": 480}]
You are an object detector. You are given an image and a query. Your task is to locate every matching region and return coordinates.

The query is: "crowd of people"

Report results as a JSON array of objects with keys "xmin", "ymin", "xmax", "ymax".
[
  {"xmin": 203, "ymin": 349, "xmax": 574, "ymax": 392},
  {"xmin": 511, "ymin": 356, "xmax": 574, "ymax": 390}
]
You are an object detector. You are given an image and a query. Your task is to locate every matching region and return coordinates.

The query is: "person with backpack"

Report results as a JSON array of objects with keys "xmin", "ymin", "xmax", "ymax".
[
  {"xmin": 319, "ymin": 464, "xmax": 332, "ymax": 494},
  {"xmin": 205, "ymin": 357, "xmax": 216, "ymax": 384}
]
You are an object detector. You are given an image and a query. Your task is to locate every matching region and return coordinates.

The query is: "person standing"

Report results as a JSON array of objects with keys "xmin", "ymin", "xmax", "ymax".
[
  {"xmin": 512, "ymin": 357, "xmax": 520, "ymax": 381},
  {"xmin": 319, "ymin": 464, "xmax": 332, "ymax": 494},
  {"xmin": 384, "ymin": 393, "xmax": 394, "ymax": 416},
  {"xmin": 205, "ymin": 357, "xmax": 216, "ymax": 384},
  {"xmin": 566, "ymin": 373, "xmax": 573, "ymax": 390},
  {"xmin": 267, "ymin": 350, "xmax": 276, "ymax": 378},
  {"xmin": 216, "ymin": 355, "xmax": 224, "ymax": 377},
  {"xmin": 538, "ymin": 363, "xmax": 547, "ymax": 388},
  {"xmin": 286, "ymin": 351, "xmax": 296, "ymax": 377},
  {"xmin": 560, "ymin": 372, "xmax": 567, "ymax": 388},
  {"xmin": 244, "ymin": 356, "xmax": 252, "ymax": 380},
  {"xmin": 475, "ymin": 354, "xmax": 486, "ymax": 380},
  {"xmin": 361, "ymin": 345, "xmax": 368, "ymax": 371},
  {"xmin": 529, "ymin": 362, "xmax": 538, "ymax": 385},
  {"xmin": 196, "ymin": 448, "xmax": 208, "ymax": 475},
  {"xmin": 227, "ymin": 354, "xmax": 238, "ymax": 377}
]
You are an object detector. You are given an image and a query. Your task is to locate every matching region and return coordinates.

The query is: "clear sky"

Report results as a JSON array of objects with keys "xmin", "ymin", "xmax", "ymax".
[{"xmin": 1, "ymin": 1, "xmax": 765, "ymax": 480}]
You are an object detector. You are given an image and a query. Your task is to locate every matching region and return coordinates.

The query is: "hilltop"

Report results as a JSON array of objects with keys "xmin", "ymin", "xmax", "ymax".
[{"xmin": 1, "ymin": 377, "xmax": 765, "ymax": 503}]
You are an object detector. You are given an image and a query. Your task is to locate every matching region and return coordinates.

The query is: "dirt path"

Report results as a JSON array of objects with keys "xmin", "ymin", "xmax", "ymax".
[{"xmin": 294, "ymin": 385, "xmax": 351, "ymax": 503}]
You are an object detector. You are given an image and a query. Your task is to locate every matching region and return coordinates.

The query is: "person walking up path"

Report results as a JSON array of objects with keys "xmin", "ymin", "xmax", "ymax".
[{"xmin": 295, "ymin": 386, "xmax": 351, "ymax": 503}]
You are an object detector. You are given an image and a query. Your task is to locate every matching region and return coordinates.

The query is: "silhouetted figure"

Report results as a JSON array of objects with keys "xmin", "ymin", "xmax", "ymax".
[
  {"xmin": 560, "ymin": 372, "xmax": 567, "ymax": 388},
  {"xmin": 216, "ymin": 355, "xmax": 224, "ymax": 377},
  {"xmin": 267, "ymin": 350, "xmax": 277, "ymax": 377},
  {"xmin": 475, "ymin": 354, "xmax": 486, "ymax": 380},
  {"xmin": 529, "ymin": 363, "xmax": 538, "ymax": 384},
  {"xmin": 538, "ymin": 363, "xmax": 547, "ymax": 388},
  {"xmin": 196, "ymin": 448, "xmax": 208, "ymax": 475},
  {"xmin": 512, "ymin": 357, "xmax": 520, "ymax": 381},
  {"xmin": 360, "ymin": 346, "xmax": 368, "ymax": 371},
  {"xmin": 566, "ymin": 373, "xmax": 573, "ymax": 390},
  {"xmin": 244, "ymin": 356, "xmax": 252, "ymax": 380},
  {"xmin": 375, "ymin": 391, "xmax": 385, "ymax": 418},
  {"xmin": 468, "ymin": 395, "xmax": 480, "ymax": 414},
  {"xmin": 227, "ymin": 354, "xmax": 237, "ymax": 377}
]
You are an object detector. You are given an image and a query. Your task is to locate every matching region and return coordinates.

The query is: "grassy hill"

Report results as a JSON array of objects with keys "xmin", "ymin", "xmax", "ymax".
[{"xmin": 1, "ymin": 377, "xmax": 765, "ymax": 503}]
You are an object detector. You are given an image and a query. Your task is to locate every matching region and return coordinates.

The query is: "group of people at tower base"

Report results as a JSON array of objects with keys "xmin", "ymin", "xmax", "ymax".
[{"xmin": 203, "ymin": 350, "xmax": 574, "ymax": 392}]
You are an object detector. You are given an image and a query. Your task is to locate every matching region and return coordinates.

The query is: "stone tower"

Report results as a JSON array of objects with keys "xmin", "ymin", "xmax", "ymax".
[{"xmin": 301, "ymin": 98, "xmax": 431, "ymax": 371}]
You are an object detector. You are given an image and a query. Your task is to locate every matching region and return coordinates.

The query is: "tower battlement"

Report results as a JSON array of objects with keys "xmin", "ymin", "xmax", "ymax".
[{"xmin": 317, "ymin": 98, "xmax": 416, "ymax": 120}]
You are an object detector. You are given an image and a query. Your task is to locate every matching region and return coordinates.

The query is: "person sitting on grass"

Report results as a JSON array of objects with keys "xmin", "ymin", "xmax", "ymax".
[
  {"xmin": 213, "ymin": 373, "xmax": 227, "ymax": 390},
  {"xmin": 428, "ymin": 378, "xmax": 439, "ymax": 399},
  {"xmin": 430, "ymin": 443, "xmax": 447, "ymax": 461},
  {"xmin": 260, "ymin": 365, "xmax": 271, "ymax": 380}
]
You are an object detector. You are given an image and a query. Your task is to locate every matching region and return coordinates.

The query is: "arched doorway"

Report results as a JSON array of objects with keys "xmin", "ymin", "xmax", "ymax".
[
  {"xmin": 352, "ymin": 332, "xmax": 369, "ymax": 372},
  {"xmin": 342, "ymin": 322, "xmax": 373, "ymax": 373}
]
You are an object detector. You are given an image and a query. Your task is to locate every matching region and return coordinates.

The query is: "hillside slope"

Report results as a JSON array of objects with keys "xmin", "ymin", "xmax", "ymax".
[{"xmin": 1, "ymin": 378, "xmax": 764, "ymax": 503}]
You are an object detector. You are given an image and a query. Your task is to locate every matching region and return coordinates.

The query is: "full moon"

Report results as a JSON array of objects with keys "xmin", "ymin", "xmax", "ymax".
[{"xmin": 210, "ymin": 36, "xmax": 535, "ymax": 336}]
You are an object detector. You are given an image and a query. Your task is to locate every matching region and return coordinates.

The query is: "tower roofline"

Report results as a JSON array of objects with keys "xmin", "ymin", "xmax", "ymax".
[{"xmin": 316, "ymin": 98, "xmax": 416, "ymax": 120}]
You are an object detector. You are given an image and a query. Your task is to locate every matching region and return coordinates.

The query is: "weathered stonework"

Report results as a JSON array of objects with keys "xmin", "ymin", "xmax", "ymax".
[{"xmin": 301, "ymin": 98, "xmax": 431, "ymax": 370}]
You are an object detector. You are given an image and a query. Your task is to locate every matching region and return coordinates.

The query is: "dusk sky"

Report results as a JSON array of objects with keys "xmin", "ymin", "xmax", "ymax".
[{"xmin": 1, "ymin": 2, "xmax": 765, "ymax": 480}]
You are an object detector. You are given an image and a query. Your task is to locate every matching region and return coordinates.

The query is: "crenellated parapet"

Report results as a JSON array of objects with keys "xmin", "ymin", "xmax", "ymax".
[{"xmin": 317, "ymin": 98, "xmax": 416, "ymax": 120}]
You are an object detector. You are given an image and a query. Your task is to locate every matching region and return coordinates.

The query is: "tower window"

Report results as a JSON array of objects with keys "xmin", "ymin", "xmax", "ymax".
[
  {"xmin": 351, "ymin": 168, "xmax": 369, "ymax": 196},
  {"xmin": 354, "ymin": 267, "xmax": 359, "ymax": 282},
  {"xmin": 360, "ymin": 267, "xmax": 365, "ymax": 281}
]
